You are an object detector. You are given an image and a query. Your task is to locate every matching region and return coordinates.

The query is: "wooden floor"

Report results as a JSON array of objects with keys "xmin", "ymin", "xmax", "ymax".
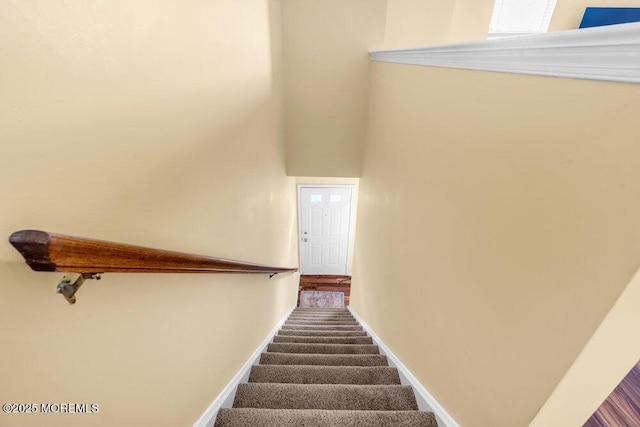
[
  {"xmin": 297, "ymin": 275, "xmax": 351, "ymax": 307},
  {"xmin": 584, "ymin": 360, "xmax": 640, "ymax": 427}
]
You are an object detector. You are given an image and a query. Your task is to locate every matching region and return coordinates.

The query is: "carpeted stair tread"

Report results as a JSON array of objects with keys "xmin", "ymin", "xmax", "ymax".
[
  {"xmin": 273, "ymin": 335, "xmax": 373, "ymax": 344},
  {"xmin": 234, "ymin": 383, "xmax": 419, "ymax": 410},
  {"xmin": 214, "ymin": 408, "xmax": 438, "ymax": 427},
  {"xmin": 249, "ymin": 365, "xmax": 401, "ymax": 385},
  {"xmin": 292, "ymin": 311, "xmax": 350, "ymax": 315},
  {"xmin": 287, "ymin": 318, "xmax": 356, "ymax": 322},
  {"xmin": 288, "ymin": 314, "xmax": 355, "ymax": 318},
  {"xmin": 285, "ymin": 320, "xmax": 358, "ymax": 325},
  {"xmin": 289, "ymin": 312, "xmax": 354, "ymax": 316},
  {"xmin": 284, "ymin": 322, "xmax": 359, "ymax": 327},
  {"xmin": 281, "ymin": 324, "xmax": 363, "ymax": 331},
  {"xmin": 267, "ymin": 342, "xmax": 379, "ymax": 354},
  {"xmin": 260, "ymin": 352, "xmax": 389, "ymax": 366},
  {"xmin": 288, "ymin": 318, "xmax": 355, "ymax": 320},
  {"xmin": 287, "ymin": 318, "xmax": 357, "ymax": 323},
  {"xmin": 292, "ymin": 312, "xmax": 350, "ymax": 315},
  {"xmin": 286, "ymin": 318, "xmax": 357, "ymax": 322},
  {"xmin": 294, "ymin": 308, "xmax": 349, "ymax": 312},
  {"xmin": 287, "ymin": 319, "xmax": 357, "ymax": 323},
  {"xmin": 213, "ymin": 308, "xmax": 436, "ymax": 426},
  {"xmin": 285, "ymin": 324, "xmax": 359, "ymax": 328},
  {"xmin": 277, "ymin": 329, "xmax": 368, "ymax": 337}
]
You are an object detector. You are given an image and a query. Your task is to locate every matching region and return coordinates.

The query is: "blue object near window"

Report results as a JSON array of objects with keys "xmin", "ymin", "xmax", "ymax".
[{"xmin": 579, "ymin": 7, "xmax": 640, "ymax": 28}]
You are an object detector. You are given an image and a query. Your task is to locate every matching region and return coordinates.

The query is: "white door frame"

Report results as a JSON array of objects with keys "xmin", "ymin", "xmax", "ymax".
[{"xmin": 297, "ymin": 184, "xmax": 356, "ymax": 276}]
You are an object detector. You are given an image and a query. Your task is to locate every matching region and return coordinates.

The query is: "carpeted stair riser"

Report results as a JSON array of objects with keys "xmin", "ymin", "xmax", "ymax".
[
  {"xmin": 260, "ymin": 352, "xmax": 389, "ymax": 366},
  {"xmin": 277, "ymin": 329, "xmax": 368, "ymax": 337},
  {"xmin": 267, "ymin": 342, "xmax": 379, "ymax": 354},
  {"xmin": 233, "ymin": 383, "xmax": 418, "ymax": 410},
  {"xmin": 273, "ymin": 335, "xmax": 373, "ymax": 344},
  {"xmin": 214, "ymin": 409, "xmax": 438, "ymax": 427},
  {"xmin": 285, "ymin": 321, "xmax": 359, "ymax": 326},
  {"xmin": 249, "ymin": 365, "xmax": 401, "ymax": 385},
  {"xmin": 281, "ymin": 324, "xmax": 363, "ymax": 331}
]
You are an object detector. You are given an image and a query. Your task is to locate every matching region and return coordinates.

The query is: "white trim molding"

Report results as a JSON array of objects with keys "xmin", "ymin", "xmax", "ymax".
[
  {"xmin": 193, "ymin": 306, "xmax": 295, "ymax": 427},
  {"xmin": 369, "ymin": 22, "xmax": 640, "ymax": 84},
  {"xmin": 348, "ymin": 307, "xmax": 460, "ymax": 427}
]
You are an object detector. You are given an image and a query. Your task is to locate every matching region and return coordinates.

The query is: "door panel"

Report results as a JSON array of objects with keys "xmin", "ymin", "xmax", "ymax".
[
  {"xmin": 311, "ymin": 209, "xmax": 322, "ymax": 236},
  {"xmin": 299, "ymin": 186, "xmax": 352, "ymax": 275},
  {"xmin": 311, "ymin": 245, "xmax": 322, "ymax": 265}
]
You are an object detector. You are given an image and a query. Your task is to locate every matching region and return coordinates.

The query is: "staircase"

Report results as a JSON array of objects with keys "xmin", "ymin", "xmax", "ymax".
[{"xmin": 214, "ymin": 308, "xmax": 437, "ymax": 426}]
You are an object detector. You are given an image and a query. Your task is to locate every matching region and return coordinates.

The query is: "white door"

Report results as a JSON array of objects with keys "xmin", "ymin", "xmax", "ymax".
[{"xmin": 299, "ymin": 186, "xmax": 353, "ymax": 275}]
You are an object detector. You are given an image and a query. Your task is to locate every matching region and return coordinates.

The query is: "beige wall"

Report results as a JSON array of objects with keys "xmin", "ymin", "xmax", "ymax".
[
  {"xmin": 350, "ymin": 62, "xmax": 640, "ymax": 426},
  {"xmin": 383, "ymin": 0, "xmax": 456, "ymax": 48},
  {"xmin": 447, "ymin": 0, "xmax": 495, "ymax": 42},
  {"xmin": 549, "ymin": 0, "xmax": 640, "ymax": 32},
  {"xmin": 0, "ymin": 1, "xmax": 298, "ymax": 426},
  {"xmin": 282, "ymin": 0, "xmax": 497, "ymax": 178},
  {"xmin": 282, "ymin": 0, "xmax": 387, "ymax": 177}
]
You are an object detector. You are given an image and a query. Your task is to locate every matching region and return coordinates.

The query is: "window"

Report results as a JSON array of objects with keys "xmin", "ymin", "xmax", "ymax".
[{"xmin": 488, "ymin": 0, "xmax": 558, "ymax": 39}]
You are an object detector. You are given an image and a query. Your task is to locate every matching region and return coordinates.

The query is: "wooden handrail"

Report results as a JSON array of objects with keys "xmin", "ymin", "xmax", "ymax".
[
  {"xmin": 9, "ymin": 230, "xmax": 298, "ymax": 274},
  {"xmin": 9, "ymin": 230, "xmax": 297, "ymax": 304}
]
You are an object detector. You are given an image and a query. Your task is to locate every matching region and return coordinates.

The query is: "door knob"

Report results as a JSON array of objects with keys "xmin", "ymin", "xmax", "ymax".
[{"xmin": 303, "ymin": 238, "xmax": 308, "ymax": 242}]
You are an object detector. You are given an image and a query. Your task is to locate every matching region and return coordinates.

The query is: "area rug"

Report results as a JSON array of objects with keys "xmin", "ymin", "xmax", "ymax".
[{"xmin": 299, "ymin": 291, "xmax": 344, "ymax": 308}]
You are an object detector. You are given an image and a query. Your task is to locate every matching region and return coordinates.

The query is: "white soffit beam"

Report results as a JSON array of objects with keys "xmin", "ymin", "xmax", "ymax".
[{"xmin": 369, "ymin": 22, "xmax": 640, "ymax": 84}]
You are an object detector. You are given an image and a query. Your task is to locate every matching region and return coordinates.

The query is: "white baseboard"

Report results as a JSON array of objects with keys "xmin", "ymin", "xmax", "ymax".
[
  {"xmin": 348, "ymin": 307, "xmax": 460, "ymax": 427},
  {"xmin": 193, "ymin": 306, "xmax": 295, "ymax": 427}
]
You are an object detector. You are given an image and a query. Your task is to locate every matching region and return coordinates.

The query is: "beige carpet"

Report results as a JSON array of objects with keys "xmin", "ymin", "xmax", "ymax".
[{"xmin": 214, "ymin": 308, "xmax": 437, "ymax": 426}]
